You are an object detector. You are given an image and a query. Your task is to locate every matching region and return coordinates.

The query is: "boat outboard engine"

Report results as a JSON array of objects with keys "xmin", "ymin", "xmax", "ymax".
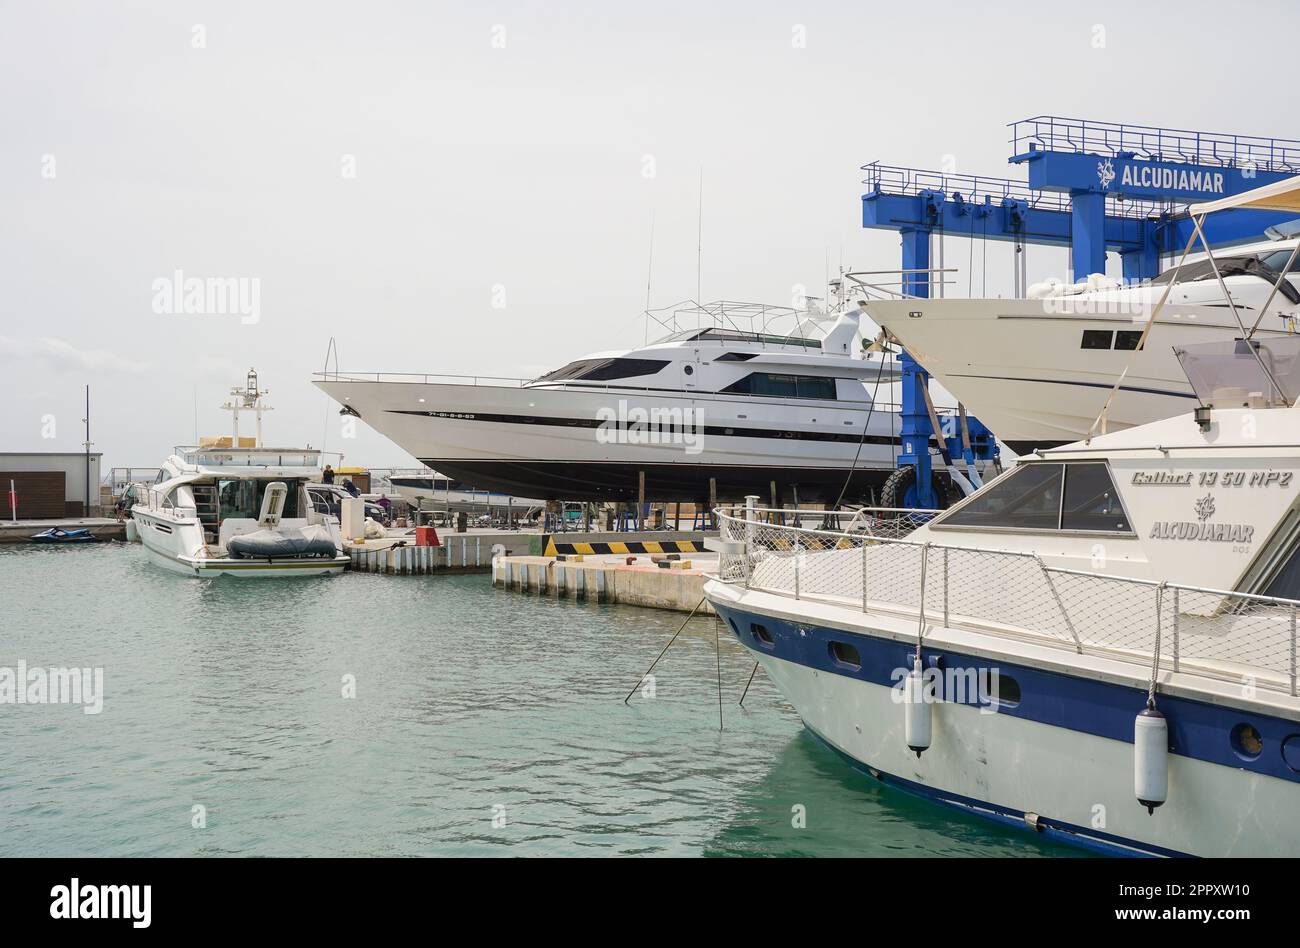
[{"xmin": 1134, "ymin": 702, "xmax": 1169, "ymax": 814}]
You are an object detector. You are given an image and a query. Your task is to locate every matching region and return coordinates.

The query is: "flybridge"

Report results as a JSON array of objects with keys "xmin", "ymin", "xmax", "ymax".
[{"xmin": 862, "ymin": 115, "xmax": 1300, "ymax": 290}]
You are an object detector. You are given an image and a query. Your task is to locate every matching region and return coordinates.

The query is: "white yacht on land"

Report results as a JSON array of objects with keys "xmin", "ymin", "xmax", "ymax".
[
  {"xmin": 132, "ymin": 372, "xmax": 348, "ymax": 578},
  {"xmin": 864, "ymin": 235, "xmax": 1300, "ymax": 453},
  {"xmin": 314, "ymin": 300, "xmax": 933, "ymax": 505},
  {"xmin": 384, "ymin": 470, "xmax": 545, "ymax": 516},
  {"xmin": 704, "ymin": 182, "xmax": 1300, "ymax": 855}
]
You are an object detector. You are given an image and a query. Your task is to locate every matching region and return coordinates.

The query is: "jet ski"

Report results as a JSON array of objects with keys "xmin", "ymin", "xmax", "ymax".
[{"xmin": 30, "ymin": 527, "xmax": 100, "ymax": 543}]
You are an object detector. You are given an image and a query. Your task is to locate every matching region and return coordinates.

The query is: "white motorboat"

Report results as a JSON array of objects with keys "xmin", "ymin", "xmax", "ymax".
[
  {"xmin": 703, "ymin": 181, "xmax": 1300, "ymax": 855},
  {"xmin": 384, "ymin": 470, "xmax": 544, "ymax": 515},
  {"xmin": 131, "ymin": 372, "xmax": 349, "ymax": 578},
  {"xmin": 707, "ymin": 335, "xmax": 1300, "ymax": 856},
  {"xmin": 864, "ymin": 236, "xmax": 1300, "ymax": 453},
  {"xmin": 313, "ymin": 300, "xmax": 949, "ymax": 505}
]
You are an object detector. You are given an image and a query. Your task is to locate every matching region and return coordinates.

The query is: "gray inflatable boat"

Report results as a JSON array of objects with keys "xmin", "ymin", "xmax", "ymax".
[{"xmin": 226, "ymin": 528, "xmax": 340, "ymax": 560}]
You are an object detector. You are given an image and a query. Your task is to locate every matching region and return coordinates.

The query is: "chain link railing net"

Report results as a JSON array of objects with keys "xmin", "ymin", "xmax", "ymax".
[{"xmin": 717, "ymin": 508, "xmax": 1299, "ymax": 695}]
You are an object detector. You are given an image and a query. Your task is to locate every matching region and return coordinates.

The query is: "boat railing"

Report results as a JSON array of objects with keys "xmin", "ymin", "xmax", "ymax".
[
  {"xmin": 312, "ymin": 368, "xmax": 910, "ymax": 408},
  {"xmin": 313, "ymin": 370, "xmax": 534, "ymax": 387},
  {"xmin": 715, "ymin": 505, "xmax": 1300, "ymax": 697},
  {"xmin": 174, "ymin": 446, "xmax": 323, "ymax": 468}
]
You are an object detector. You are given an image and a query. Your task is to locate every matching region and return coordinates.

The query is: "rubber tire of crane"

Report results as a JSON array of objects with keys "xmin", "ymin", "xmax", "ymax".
[{"xmin": 879, "ymin": 466, "xmax": 960, "ymax": 511}]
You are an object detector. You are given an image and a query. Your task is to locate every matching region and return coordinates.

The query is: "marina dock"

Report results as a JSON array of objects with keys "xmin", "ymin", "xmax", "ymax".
[
  {"xmin": 0, "ymin": 518, "xmax": 126, "ymax": 544},
  {"xmin": 492, "ymin": 549, "xmax": 717, "ymax": 612},
  {"xmin": 345, "ymin": 529, "xmax": 520, "ymax": 574}
]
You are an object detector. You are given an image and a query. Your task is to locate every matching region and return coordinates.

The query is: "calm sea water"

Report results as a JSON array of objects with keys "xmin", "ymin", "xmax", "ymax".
[{"xmin": 0, "ymin": 543, "xmax": 1076, "ymax": 857}]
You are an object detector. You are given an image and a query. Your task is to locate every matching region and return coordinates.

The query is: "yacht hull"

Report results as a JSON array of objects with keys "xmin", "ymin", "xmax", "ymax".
[
  {"xmin": 316, "ymin": 379, "xmax": 904, "ymax": 502},
  {"xmin": 386, "ymin": 477, "xmax": 544, "ymax": 512},
  {"xmin": 866, "ymin": 298, "xmax": 1290, "ymax": 450},
  {"xmin": 707, "ymin": 584, "xmax": 1300, "ymax": 858}
]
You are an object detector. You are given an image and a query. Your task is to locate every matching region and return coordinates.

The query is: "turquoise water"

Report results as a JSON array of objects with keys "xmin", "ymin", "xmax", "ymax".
[{"xmin": 0, "ymin": 543, "xmax": 1075, "ymax": 857}]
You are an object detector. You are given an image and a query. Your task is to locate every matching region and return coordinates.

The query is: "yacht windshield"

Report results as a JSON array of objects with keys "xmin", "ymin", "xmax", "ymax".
[
  {"xmin": 935, "ymin": 462, "xmax": 1130, "ymax": 533},
  {"xmin": 694, "ymin": 328, "xmax": 822, "ymax": 349},
  {"xmin": 533, "ymin": 358, "xmax": 669, "ymax": 384},
  {"xmin": 1258, "ymin": 248, "xmax": 1300, "ymax": 276},
  {"xmin": 648, "ymin": 327, "xmax": 822, "ymax": 349},
  {"xmin": 1175, "ymin": 337, "xmax": 1300, "ymax": 407},
  {"xmin": 1150, "ymin": 252, "xmax": 1300, "ymax": 304}
]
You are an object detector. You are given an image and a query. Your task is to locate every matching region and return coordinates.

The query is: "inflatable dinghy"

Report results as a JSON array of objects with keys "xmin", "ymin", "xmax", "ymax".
[{"xmin": 226, "ymin": 526, "xmax": 339, "ymax": 560}]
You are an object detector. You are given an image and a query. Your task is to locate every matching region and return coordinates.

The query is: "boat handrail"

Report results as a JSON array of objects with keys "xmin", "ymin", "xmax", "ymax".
[
  {"xmin": 173, "ymin": 446, "xmax": 323, "ymax": 468},
  {"xmin": 312, "ymin": 370, "xmax": 933, "ymax": 413},
  {"xmin": 715, "ymin": 505, "xmax": 1300, "ymax": 697},
  {"xmin": 313, "ymin": 371, "xmax": 534, "ymax": 386}
]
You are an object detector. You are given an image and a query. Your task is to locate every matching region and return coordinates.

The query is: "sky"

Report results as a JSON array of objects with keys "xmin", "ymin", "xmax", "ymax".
[{"xmin": 3, "ymin": 0, "xmax": 1296, "ymax": 471}]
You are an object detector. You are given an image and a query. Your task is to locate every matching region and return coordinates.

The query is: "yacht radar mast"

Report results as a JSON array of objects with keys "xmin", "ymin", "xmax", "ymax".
[{"xmin": 220, "ymin": 368, "xmax": 273, "ymax": 447}]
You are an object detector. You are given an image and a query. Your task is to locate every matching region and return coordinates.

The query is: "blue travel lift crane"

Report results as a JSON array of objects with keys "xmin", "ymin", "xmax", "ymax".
[
  {"xmin": 863, "ymin": 116, "xmax": 1300, "ymax": 508},
  {"xmin": 888, "ymin": 348, "xmax": 998, "ymax": 509}
]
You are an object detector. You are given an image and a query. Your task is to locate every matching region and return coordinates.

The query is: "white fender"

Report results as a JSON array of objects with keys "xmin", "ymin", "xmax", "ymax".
[
  {"xmin": 904, "ymin": 656, "xmax": 931, "ymax": 757},
  {"xmin": 1134, "ymin": 705, "xmax": 1169, "ymax": 814}
]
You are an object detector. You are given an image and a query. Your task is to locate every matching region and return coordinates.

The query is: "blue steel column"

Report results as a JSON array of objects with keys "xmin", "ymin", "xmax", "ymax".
[
  {"xmin": 1121, "ymin": 222, "xmax": 1161, "ymax": 283},
  {"xmin": 896, "ymin": 350, "xmax": 934, "ymax": 508},
  {"xmin": 898, "ymin": 226, "xmax": 934, "ymax": 504},
  {"xmin": 1069, "ymin": 190, "xmax": 1107, "ymax": 280},
  {"xmin": 899, "ymin": 227, "xmax": 931, "ymax": 299}
]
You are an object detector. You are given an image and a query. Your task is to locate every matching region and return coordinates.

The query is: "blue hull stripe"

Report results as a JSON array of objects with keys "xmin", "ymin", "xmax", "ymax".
[
  {"xmin": 711, "ymin": 602, "xmax": 1300, "ymax": 784},
  {"xmin": 804, "ymin": 725, "xmax": 1190, "ymax": 858},
  {"xmin": 945, "ymin": 373, "xmax": 1196, "ymax": 400}
]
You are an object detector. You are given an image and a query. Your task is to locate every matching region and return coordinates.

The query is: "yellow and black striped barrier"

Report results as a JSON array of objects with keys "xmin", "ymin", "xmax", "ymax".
[{"xmin": 540, "ymin": 535, "xmax": 706, "ymax": 557}]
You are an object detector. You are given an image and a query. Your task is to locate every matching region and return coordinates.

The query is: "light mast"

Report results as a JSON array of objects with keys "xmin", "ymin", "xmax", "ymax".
[{"xmin": 220, "ymin": 369, "xmax": 273, "ymax": 447}]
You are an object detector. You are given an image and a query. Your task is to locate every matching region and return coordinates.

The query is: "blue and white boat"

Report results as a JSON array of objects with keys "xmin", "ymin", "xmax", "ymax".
[
  {"xmin": 706, "ymin": 336, "xmax": 1300, "ymax": 857},
  {"xmin": 706, "ymin": 176, "xmax": 1300, "ymax": 857}
]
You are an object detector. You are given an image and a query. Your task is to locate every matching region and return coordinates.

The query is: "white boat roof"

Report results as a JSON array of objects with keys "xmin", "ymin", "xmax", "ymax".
[
  {"xmin": 1039, "ymin": 403, "xmax": 1300, "ymax": 458},
  {"xmin": 1191, "ymin": 173, "xmax": 1300, "ymax": 216}
]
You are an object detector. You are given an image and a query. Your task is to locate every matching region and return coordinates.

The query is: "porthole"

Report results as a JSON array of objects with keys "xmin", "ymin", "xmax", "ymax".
[
  {"xmin": 988, "ymin": 670, "xmax": 1021, "ymax": 708},
  {"xmin": 1281, "ymin": 735, "xmax": 1300, "ymax": 774},
  {"xmin": 751, "ymin": 623, "xmax": 774, "ymax": 646},
  {"xmin": 1231, "ymin": 723, "xmax": 1263, "ymax": 761},
  {"xmin": 828, "ymin": 641, "xmax": 861, "ymax": 670},
  {"xmin": 684, "ymin": 365, "xmax": 694, "ymax": 375}
]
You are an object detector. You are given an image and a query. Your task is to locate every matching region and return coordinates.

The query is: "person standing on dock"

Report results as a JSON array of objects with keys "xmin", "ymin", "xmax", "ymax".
[{"xmin": 322, "ymin": 464, "xmax": 335, "ymax": 484}]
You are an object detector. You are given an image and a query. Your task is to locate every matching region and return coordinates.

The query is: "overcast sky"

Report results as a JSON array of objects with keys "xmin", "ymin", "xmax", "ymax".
[{"xmin": 3, "ymin": 0, "xmax": 1294, "ymax": 470}]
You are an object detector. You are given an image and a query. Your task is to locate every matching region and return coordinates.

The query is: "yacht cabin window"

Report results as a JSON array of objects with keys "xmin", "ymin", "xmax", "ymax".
[
  {"xmin": 534, "ymin": 358, "xmax": 669, "ymax": 384},
  {"xmin": 1080, "ymin": 329, "xmax": 1143, "ymax": 352},
  {"xmin": 218, "ymin": 479, "xmax": 302, "ymax": 521},
  {"xmin": 1258, "ymin": 249, "xmax": 1300, "ymax": 275},
  {"xmin": 934, "ymin": 462, "xmax": 1131, "ymax": 533},
  {"xmin": 721, "ymin": 373, "xmax": 838, "ymax": 400},
  {"xmin": 1261, "ymin": 542, "xmax": 1300, "ymax": 600}
]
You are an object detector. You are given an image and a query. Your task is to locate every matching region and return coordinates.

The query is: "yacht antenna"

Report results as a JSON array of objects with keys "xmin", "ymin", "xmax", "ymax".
[
  {"xmin": 82, "ymin": 385, "xmax": 91, "ymax": 515},
  {"xmin": 696, "ymin": 166, "xmax": 703, "ymax": 328},
  {"xmin": 322, "ymin": 337, "xmax": 339, "ymax": 458},
  {"xmin": 644, "ymin": 210, "xmax": 656, "ymax": 345}
]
